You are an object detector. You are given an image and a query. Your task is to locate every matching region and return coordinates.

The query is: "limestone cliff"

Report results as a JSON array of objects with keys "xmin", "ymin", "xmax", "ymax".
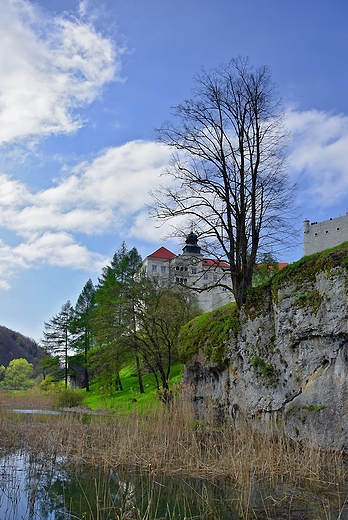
[{"xmin": 181, "ymin": 246, "xmax": 348, "ymax": 450}]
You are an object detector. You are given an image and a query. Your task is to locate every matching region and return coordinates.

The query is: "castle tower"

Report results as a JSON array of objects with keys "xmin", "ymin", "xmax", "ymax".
[
  {"xmin": 303, "ymin": 219, "xmax": 310, "ymax": 234},
  {"xmin": 182, "ymin": 231, "xmax": 201, "ymax": 256}
]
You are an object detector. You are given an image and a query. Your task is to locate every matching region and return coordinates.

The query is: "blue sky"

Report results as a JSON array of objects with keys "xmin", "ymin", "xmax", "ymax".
[{"xmin": 1, "ymin": 0, "xmax": 348, "ymax": 341}]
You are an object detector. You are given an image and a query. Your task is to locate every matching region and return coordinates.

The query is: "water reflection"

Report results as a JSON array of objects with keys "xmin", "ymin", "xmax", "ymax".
[
  {"xmin": 0, "ymin": 451, "xmax": 347, "ymax": 519},
  {"xmin": 0, "ymin": 452, "xmax": 236, "ymax": 520}
]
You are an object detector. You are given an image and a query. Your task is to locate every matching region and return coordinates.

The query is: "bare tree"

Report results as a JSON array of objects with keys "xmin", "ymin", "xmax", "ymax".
[{"xmin": 152, "ymin": 57, "xmax": 296, "ymax": 307}]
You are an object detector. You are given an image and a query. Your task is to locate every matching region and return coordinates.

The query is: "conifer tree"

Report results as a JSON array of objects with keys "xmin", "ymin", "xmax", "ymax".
[
  {"xmin": 93, "ymin": 243, "xmax": 144, "ymax": 393},
  {"xmin": 70, "ymin": 279, "xmax": 96, "ymax": 391},
  {"xmin": 41, "ymin": 300, "xmax": 74, "ymax": 389}
]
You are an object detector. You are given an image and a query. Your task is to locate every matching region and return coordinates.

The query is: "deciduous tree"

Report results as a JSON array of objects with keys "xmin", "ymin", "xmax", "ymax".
[
  {"xmin": 2, "ymin": 358, "xmax": 33, "ymax": 389},
  {"xmin": 133, "ymin": 276, "xmax": 200, "ymax": 393},
  {"xmin": 152, "ymin": 57, "xmax": 296, "ymax": 307}
]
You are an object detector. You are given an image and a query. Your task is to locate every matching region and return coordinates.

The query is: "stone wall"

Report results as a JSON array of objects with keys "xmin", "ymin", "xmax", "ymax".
[
  {"xmin": 183, "ymin": 248, "xmax": 348, "ymax": 450},
  {"xmin": 304, "ymin": 215, "xmax": 348, "ymax": 256}
]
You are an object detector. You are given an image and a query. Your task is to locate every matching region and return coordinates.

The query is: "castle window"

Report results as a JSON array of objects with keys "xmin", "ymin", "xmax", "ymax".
[
  {"xmin": 152, "ymin": 265, "xmax": 157, "ymax": 272},
  {"xmin": 203, "ymin": 273, "xmax": 209, "ymax": 280},
  {"xmin": 191, "ymin": 267, "xmax": 197, "ymax": 274},
  {"xmin": 161, "ymin": 266, "xmax": 166, "ymax": 273},
  {"xmin": 213, "ymin": 274, "xmax": 218, "ymax": 281},
  {"xmin": 175, "ymin": 266, "xmax": 179, "ymax": 271}
]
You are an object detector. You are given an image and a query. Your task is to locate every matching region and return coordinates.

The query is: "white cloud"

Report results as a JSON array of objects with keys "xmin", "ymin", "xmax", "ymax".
[
  {"xmin": 0, "ymin": 141, "xmax": 171, "ymax": 234},
  {"xmin": 287, "ymin": 109, "xmax": 348, "ymax": 207},
  {"xmin": 15, "ymin": 232, "xmax": 107, "ymax": 270},
  {"xmin": 0, "ymin": 0, "xmax": 119, "ymax": 144},
  {"xmin": 1, "ymin": 103, "xmax": 348, "ymax": 290},
  {"xmin": 0, "ymin": 140, "xmax": 172, "ymax": 288}
]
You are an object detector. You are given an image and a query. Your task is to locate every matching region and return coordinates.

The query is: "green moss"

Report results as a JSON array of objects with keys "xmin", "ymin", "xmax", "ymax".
[
  {"xmin": 244, "ymin": 282, "xmax": 273, "ymax": 320},
  {"xmin": 249, "ymin": 354, "xmax": 278, "ymax": 386},
  {"xmin": 273, "ymin": 243, "xmax": 348, "ymax": 291},
  {"xmin": 302, "ymin": 403, "xmax": 326, "ymax": 412},
  {"xmin": 178, "ymin": 303, "xmax": 240, "ymax": 365},
  {"xmin": 293, "ymin": 289, "xmax": 322, "ymax": 314},
  {"xmin": 246, "ymin": 242, "xmax": 348, "ymax": 310}
]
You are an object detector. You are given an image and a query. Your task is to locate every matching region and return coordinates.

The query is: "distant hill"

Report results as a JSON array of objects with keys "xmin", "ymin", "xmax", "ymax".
[{"xmin": 0, "ymin": 326, "xmax": 45, "ymax": 370}]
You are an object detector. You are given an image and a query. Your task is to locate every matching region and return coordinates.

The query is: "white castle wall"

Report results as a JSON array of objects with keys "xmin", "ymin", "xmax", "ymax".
[
  {"xmin": 304, "ymin": 215, "xmax": 348, "ymax": 256},
  {"xmin": 142, "ymin": 252, "xmax": 233, "ymax": 313}
]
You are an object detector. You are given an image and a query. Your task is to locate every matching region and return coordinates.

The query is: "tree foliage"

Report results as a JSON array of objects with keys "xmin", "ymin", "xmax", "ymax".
[
  {"xmin": 2, "ymin": 358, "xmax": 34, "ymax": 389},
  {"xmin": 133, "ymin": 275, "xmax": 201, "ymax": 391},
  {"xmin": 92, "ymin": 243, "xmax": 143, "ymax": 392},
  {"xmin": 153, "ymin": 57, "xmax": 296, "ymax": 307},
  {"xmin": 40, "ymin": 242, "xmax": 201, "ymax": 397},
  {"xmin": 41, "ymin": 301, "xmax": 74, "ymax": 389},
  {"xmin": 252, "ymin": 252, "xmax": 280, "ymax": 287},
  {"xmin": 70, "ymin": 279, "xmax": 96, "ymax": 391}
]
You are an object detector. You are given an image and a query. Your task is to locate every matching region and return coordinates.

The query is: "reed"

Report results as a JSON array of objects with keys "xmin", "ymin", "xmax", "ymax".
[
  {"xmin": 1, "ymin": 388, "xmax": 348, "ymax": 519},
  {"xmin": 0, "ymin": 388, "xmax": 346, "ymax": 493}
]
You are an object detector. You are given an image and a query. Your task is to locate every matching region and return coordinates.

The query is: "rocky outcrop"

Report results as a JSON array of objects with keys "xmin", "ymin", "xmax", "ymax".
[{"xmin": 183, "ymin": 248, "xmax": 348, "ymax": 450}]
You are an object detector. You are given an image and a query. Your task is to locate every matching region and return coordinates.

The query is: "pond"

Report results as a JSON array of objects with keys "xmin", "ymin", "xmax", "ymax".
[
  {"xmin": 11, "ymin": 409, "xmax": 62, "ymax": 415},
  {"xmin": 0, "ymin": 451, "xmax": 347, "ymax": 520}
]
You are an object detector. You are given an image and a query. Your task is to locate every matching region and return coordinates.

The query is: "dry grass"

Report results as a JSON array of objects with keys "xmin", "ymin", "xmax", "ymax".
[
  {"xmin": 0, "ymin": 388, "xmax": 56, "ymax": 408},
  {"xmin": 1, "ymin": 390, "xmax": 347, "ymax": 518},
  {"xmin": 0, "ymin": 389, "xmax": 346, "ymax": 492}
]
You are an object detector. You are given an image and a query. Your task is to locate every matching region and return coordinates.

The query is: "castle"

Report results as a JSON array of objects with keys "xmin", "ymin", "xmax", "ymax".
[
  {"xmin": 303, "ymin": 214, "xmax": 348, "ymax": 256},
  {"xmin": 142, "ymin": 232, "xmax": 233, "ymax": 313}
]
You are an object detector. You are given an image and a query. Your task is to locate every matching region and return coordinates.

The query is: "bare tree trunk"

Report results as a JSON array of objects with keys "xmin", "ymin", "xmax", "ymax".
[{"xmin": 152, "ymin": 57, "xmax": 296, "ymax": 307}]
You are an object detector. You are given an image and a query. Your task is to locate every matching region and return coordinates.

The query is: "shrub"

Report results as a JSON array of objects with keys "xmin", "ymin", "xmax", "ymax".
[{"xmin": 55, "ymin": 388, "xmax": 84, "ymax": 408}]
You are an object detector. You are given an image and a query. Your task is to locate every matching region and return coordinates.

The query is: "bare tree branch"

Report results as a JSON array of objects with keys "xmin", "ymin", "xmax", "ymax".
[{"xmin": 151, "ymin": 57, "xmax": 297, "ymax": 307}]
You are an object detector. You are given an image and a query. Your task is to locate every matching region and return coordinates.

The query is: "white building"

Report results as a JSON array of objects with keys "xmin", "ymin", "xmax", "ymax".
[
  {"xmin": 142, "ymin": 232, "xmax": 234, "ymax": 313},
  {"xmin": 303, "ymin": 215, "xmax": 348, "ymax": 256}
]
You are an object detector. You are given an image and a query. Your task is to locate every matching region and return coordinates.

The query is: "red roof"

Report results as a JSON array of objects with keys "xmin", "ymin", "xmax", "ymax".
[
  {"xmin": 148, "ymin": 246, "xmax": 177, "ymax": 260},
  {"xmin": 202, "ymin": 259, "xmax": 230, "ymax": 268}
]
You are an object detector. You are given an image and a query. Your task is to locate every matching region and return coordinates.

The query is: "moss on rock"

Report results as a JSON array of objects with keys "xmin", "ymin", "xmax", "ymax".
[{"xmin": 178, "ymin": 303, "xmax": 240, "ymax": 365}]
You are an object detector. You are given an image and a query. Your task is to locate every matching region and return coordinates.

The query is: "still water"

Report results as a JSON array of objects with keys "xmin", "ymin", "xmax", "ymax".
[
  {"xmin": 1, "ymin": 410, "xmax": 348, "ymax": 519},
  {"xmin": 1, "ymin": 450, "xmax": 348, "ymax": 520},
  {"xmin": 0, "ymin": 451, "xmax": 239, "ymax": 520}
]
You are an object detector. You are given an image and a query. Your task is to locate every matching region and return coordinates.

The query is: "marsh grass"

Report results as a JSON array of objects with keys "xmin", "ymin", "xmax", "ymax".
[
  {"xmin": 0, "ymin": 387, "xmax": 56, "ymax": 408},
  {"xmin": 0, "ymin": 388, "xmax": 347, "ymax": 518}
]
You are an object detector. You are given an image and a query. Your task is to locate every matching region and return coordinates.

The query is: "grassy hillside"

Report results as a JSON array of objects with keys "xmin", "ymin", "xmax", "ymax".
[{"xmin": 82, "ymin": 362, "xmax": 184, "ymax": 413}]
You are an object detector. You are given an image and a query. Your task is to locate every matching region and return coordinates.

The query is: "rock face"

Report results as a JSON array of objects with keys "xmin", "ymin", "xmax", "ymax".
[{"xmin": 183, "ymin": 249, "xmax": 348, "ymax": 450}]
